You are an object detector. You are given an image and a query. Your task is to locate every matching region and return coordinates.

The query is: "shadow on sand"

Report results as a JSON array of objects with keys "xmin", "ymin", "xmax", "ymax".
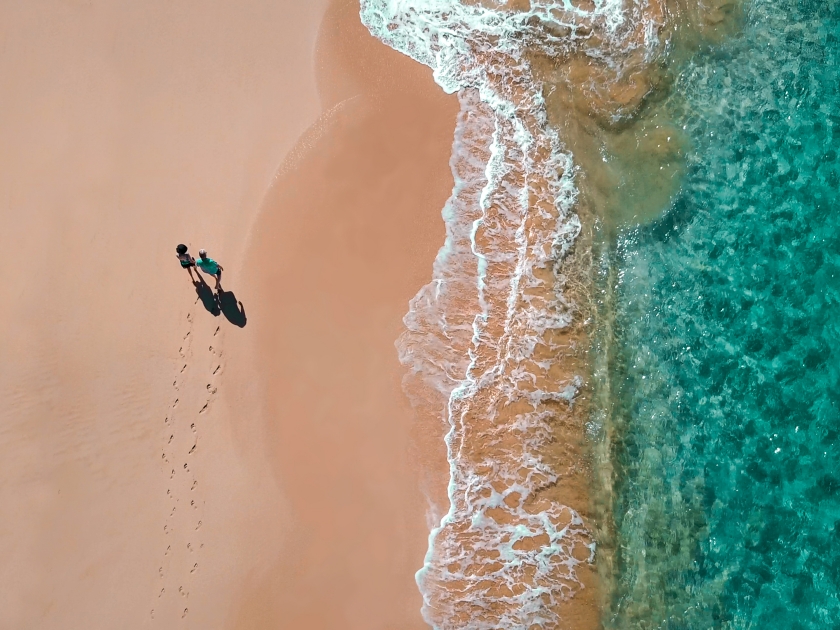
[
  {"xmin": 218, "ymin": 290, "xmax": 247, "ymax": 327},
  {"xmin": 194, "ymin": 280, "xmax": 220, "ymax": 316},
  {"xmin": 193, "ymin": 280, "xmax": 247, "ymax": 327}
]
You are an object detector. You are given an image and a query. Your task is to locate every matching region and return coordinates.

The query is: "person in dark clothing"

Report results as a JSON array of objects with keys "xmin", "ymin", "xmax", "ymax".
[{"xmin": 176, "ymin": 244, "xmax": 199, "ymax": 282}]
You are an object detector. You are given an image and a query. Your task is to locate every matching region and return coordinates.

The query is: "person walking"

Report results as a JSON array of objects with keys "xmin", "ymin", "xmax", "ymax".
[
  {"xmin": 176, "ymin": 244, "xmax": 198, "ymax": 282},
  {"xmin": 196, "ymin": 249, "xmax": 224, "ymax": 292}
]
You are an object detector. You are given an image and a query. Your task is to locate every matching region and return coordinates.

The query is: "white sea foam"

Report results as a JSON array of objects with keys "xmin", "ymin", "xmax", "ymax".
[{"xmin": 361, "ymin": 1, "xmax": 661, "ymax": 627}]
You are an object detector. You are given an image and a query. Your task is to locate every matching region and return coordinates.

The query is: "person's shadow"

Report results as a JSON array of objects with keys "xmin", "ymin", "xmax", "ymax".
[
  {"xmin": 194, "ymin": 279, "xmax": 221, "ymax": 316},
  {"xmin": 218, "ymin": 290, "xmax": 247, "ymax": 327}
]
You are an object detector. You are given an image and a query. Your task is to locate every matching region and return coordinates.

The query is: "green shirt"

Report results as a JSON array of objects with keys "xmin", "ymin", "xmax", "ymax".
[{"xmin": 196, "ymin": 257, "xmax": 219, "ymax": 275}]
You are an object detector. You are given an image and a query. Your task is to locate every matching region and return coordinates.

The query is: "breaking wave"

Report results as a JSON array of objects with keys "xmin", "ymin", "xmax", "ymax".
[{"xmin": 360, "ymin": 1, "xmax": 667, "ymax": 627}]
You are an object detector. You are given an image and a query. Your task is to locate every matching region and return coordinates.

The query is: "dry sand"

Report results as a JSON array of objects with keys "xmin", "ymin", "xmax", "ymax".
[{"xmin": 0, "ymin": 0, "xmax": 455, "ymax": 628}]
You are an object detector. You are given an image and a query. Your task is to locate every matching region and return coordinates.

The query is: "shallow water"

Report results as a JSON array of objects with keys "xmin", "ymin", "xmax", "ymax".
[
  {"xmin": 359, "ymin": 1, "xmax": 649, "ymax": 627},
  {"xmin": 599, "ymin": 0, "xmax": 840, "ymax": 626},
  {"xmin": 361, "ymin": 0, "xmax": 840, "ymax": 626}
]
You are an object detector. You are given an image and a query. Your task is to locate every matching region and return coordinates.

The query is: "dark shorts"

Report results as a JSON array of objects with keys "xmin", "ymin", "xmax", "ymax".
[{"xmin": 181, "ymin": 261, "xmax": 195, "ymax": 268}]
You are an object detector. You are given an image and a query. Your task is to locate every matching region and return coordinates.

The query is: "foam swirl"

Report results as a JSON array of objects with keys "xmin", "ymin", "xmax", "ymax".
[{"xmin": 361, "ymin": 1, "xmax": 664, "ymax": 627}]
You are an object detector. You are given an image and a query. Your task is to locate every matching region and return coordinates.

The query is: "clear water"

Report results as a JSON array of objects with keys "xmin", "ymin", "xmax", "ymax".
[{"xmin": 602, "ymin": 0, "xmax": 840, "ymax": 627}]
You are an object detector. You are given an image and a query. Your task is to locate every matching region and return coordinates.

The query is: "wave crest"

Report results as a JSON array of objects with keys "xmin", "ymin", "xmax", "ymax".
[{"xmin": 361, "ymin": 1, "xmax": 665, "ymax": 627}]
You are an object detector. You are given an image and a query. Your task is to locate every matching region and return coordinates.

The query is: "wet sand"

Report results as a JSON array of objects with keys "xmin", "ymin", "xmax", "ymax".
[{"xmin": 230, "ymin": 0, "xmax": 458, "ymax": 626}]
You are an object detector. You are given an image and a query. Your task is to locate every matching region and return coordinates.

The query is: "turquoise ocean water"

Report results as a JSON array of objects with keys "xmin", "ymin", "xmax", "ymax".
[{"xmin": 601, "ymin": 0, "xmax": 840, "ymax": 627}]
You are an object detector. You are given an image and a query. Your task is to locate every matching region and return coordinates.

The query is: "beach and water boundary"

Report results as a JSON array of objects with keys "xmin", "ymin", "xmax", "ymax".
[
  {"xmin": 2, "ymin": 0, "xmax": 839, "ymax": 626},
  {"xmin": 357, "ymin": 0, "xmax": 840, "ymax": 627}
]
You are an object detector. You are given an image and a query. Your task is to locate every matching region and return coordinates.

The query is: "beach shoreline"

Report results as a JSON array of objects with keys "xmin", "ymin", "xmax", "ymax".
[
  {"xmin": 0, "ymin": 0, "xmax": 746, "ymax": 626},
  {"xmin": 229, "ymin": 1, "xmax": 459, "ymax": 626}
]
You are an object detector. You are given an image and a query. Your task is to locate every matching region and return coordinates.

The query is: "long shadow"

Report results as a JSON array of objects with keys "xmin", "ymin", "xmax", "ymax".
[
  {"xmin": 194, "ymin": 279, "xmax": 221, "ymax": 316},
  {"xmin": 218, "ymin": 290, "xmax": 247, "ymax": 327}
]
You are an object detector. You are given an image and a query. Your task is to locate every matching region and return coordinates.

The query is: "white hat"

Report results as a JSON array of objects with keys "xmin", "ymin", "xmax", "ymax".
[{"xmin": 199, "ymin": 249, "xmax": 207, "ymax": 256}]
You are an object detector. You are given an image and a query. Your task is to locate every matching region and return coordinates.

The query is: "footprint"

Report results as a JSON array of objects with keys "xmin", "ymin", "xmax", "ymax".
[
  {"xmin": 164, "ymin": 416, "xmax": 169, "ymax": 425},
  {"xmin": 191, "ymin": 423, "xmax": 196, "ymax": 433},
  {"xmin": 170, "ymin": 469, "xmax": 175, "ymax": 479},
  {"xmin": 179, "ymin": 586, "xmax": 187, "ymax": 597},
  {"xmin": 209, "ymin": 346, "xmax": 214, "ymax": 354},
  {"xmin": 168, "ymin": 435, "xmax": 174, "ymax": 444},
  {"xmin": 151, "ymin": 609, "xmax": 155, "ymax": 619},
  {"xmin": 187, "ymin": 313, "xmax": 192, "ymax": 323},
  {"xmin": 199, "ymin": 403, "xmax": 208, "ymax": 414},
  {"xmin": 159, "ymin": 588, "xmax": 165, "ymax": 597},
  {"xmin": 173, "ymin": 380, "xmax": 178, "ymax": 388},
  {"xmin": 190, "ymin": 499, "xmax": 196, "ymax": 509},
  {"xmin": 173, "ymin": 399, "xmax": 179, "ymax": 408},
  {"xmin": 165, "ymin": 545, "xmax": 171, "ymax": 556},
  {"xmin": 182, "ymin": 608, "xmax": 188, "ymax": 618},
  {"xmin": 212, "ymin": 365, "xmax": 221, "ymax": 375},
  {"xmin": 214, "ymin": 326, "xmax": 220, "ymax": 336},
  {"xmin": 188, "ymin": 444, "xmax": 196, "ymax": 455},
  {"xmin": 191, "ymin": 480, "xmax": 197, "ymax": 491},
  {"xmin": 159, "ymin": 566, "xmax": 164, "ymax": 577},
  {"xmin": 181, "ymin": 364, "xmax": 187, "ymax": 373},
  {"xmin": 170, "ymin": 507, "xmax": 176, "ymax": 517},
  {"xmin": 178, "ymin": 347, "xmax": 184, "ymax": 357},
  {"xmin": 163, "ymin": 525, "xmax": 169, "ymax": 534},
  {"xmin": 184, "ymin": 331, "xmax": 191, "ymax": 339},
  {"xmin": 190, "ymin": 563, "xmax": 198, "ymax": 574},
  {"xmin": 183, "ymin": 463, "xmax": 189, "ymax": 471},
  {"xmin": 187, "ymin": 543, "xmax": 193, "ymax": 552},
  {"xmin": 196, "ymin": 520, "xmax": 202, "ymax": 530}
]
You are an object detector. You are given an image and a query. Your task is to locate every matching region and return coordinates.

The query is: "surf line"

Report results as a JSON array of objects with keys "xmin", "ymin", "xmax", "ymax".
[{"xmin": 359, "ymin": 1, "xmax": 663, "ymax": 627}]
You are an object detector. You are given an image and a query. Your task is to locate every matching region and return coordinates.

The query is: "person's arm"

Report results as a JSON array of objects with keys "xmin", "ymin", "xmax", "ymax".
[{"xmin": 218, "ymin": 264, "xmax": 224, "ymax": 271}]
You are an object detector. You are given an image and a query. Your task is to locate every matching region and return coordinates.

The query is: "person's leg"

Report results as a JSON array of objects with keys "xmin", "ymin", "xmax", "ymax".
[{"xmin": 214, "ymin": 271, "xmax": 222, "ymax": 292}]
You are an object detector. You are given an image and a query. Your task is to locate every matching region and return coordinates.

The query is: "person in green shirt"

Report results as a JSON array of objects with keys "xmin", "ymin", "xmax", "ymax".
[{"xmin": 196, "ymin": 249, "xmax": 224, "ymax": 292}]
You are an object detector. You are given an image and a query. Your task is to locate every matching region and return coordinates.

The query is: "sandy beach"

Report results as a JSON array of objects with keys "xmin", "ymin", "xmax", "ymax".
[
  {"xmin": 0, "ymin": 1, "xmax": 455, "ymax": 627},
  {"xmin": 3, "ymin": 0, "xmax": 817, "ymax": 628},
  {"xmin": 231, "ymin": 0, "xmax": 459, "ymax": 626}
]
